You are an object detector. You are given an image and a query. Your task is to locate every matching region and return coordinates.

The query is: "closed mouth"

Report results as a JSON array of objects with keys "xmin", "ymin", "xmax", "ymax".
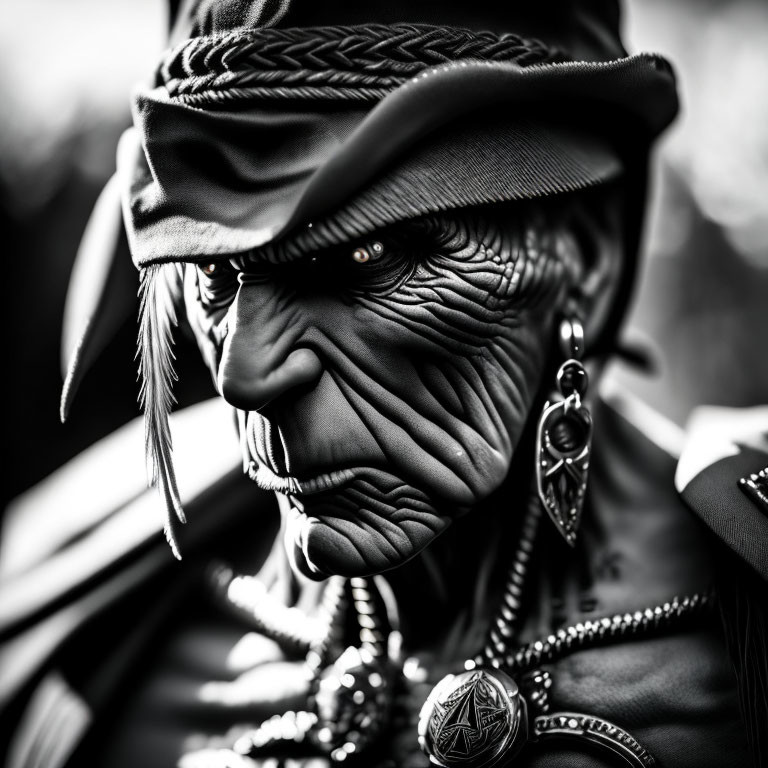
[
  {"xmin": 242, "ymin": 409, "xmax": 373, "ymax": 497},
  {"xmin": 235, "ymin": 413, "xmax": 455, "ymax": 579}
]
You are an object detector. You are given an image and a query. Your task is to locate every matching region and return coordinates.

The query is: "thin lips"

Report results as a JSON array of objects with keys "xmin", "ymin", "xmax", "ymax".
[{"xmin": 246, "ymin": 460, "xmax": 357, "ymax": 496}]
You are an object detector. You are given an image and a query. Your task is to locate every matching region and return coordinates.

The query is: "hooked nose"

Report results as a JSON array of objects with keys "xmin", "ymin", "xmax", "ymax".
[{"xmin": 217, "ymin": 285, "xmax": 322, "ymax": 411}]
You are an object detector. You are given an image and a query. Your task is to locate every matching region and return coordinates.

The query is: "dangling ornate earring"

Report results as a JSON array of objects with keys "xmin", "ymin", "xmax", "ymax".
[{"xmin": 535, "ymin": 317, "xmax": 592, "ymax": 547}]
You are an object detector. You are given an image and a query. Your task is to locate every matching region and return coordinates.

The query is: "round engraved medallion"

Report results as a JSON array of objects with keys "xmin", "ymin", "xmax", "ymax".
[{"xmin": 418, "ymin": 669, "xmax": 528, "ymax": 768}]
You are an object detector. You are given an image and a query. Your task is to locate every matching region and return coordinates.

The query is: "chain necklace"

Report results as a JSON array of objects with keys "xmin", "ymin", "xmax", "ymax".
[
  {"xmin": 208, "ymin": 569, "xmax": 400, "ymax": 763},
  {"xmin": 204, "ymin": 500, "xmax": 713, "ymax": 767},
  {"xmin": 475, "ymin": 491, "xmax": 543, "ymax": 669},
  {"xmin": 466, "ymin": 496, "xmax": 712, "ymax": 675},
  {"xmin": 209, "ymin": 563, "xmax": 338, "ymax": 654},
  {"xmin": 500, "ymin": 591, "xmax": 711, "ymax": 675},
  {"xmin": 417, "ymin": 495, "xmax": 713, "ymax": 768}
]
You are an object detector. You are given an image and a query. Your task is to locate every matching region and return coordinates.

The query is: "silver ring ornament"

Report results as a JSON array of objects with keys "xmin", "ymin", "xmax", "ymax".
[{"xmin": 418, "ymin": 668, "xmax": 656, "ymax": 768}]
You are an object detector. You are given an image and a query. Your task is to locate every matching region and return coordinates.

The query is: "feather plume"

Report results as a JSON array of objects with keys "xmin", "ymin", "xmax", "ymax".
[{"xmin": 138, "ymin": 264, "xmax": 185, "ymax": 559}]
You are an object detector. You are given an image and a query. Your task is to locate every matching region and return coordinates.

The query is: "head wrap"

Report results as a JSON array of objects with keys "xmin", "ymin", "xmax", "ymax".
[{"xmin": 120, "ymin": 3, "xmax": 677, "ymax": 266}]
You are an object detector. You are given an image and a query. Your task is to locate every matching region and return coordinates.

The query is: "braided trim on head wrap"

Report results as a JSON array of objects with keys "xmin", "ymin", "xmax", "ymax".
[{"xmin": 158, "ymin": 23, "xmax": 565, "ymax": 104}]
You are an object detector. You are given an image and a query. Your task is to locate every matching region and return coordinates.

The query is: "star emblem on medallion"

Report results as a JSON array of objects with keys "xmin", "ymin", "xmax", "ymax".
[{"xmin": 432, "ymin": 673, "xmax": 509, "ymax": 758}]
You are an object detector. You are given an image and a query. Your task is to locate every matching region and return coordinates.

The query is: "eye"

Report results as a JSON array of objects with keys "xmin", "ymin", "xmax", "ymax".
[
  {"xmin": 196, "ymin": 261, "xmax": 238, "ymax": 310},
  {"xmin": 335, "ymin": 238, "xmax": 420, "ymax": 295},
  {"xmin": 351, "ymin": 241, "xmax": 384, "ymax": 264}
]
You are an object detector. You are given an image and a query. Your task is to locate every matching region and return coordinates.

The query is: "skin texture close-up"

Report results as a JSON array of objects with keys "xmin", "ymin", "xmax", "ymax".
[{"xmin": 184, "ymin": 206, "xmax": 600, "ymax": 578}]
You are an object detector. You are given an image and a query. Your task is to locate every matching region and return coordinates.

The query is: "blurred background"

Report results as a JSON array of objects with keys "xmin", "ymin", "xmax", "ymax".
[{"xmin": 2, "ymin": 0, "xmax": 767, "ymax": 509}]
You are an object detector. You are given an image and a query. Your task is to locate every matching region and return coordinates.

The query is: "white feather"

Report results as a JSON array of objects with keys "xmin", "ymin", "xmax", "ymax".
[{"xmin": 138, "ymin": 264, "xmax": 185, "ymax": 559}]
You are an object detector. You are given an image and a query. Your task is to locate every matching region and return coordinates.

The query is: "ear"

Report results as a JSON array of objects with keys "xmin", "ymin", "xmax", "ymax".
[{"xmin": 560, "ymin": 185, "xmax": 625, "ymax": 353}]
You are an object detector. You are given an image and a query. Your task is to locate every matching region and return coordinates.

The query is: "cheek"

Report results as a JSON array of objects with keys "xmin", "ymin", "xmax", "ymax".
[{"xmin": 317, "ymin": 274, "xmax": 556, "ymax": 504}]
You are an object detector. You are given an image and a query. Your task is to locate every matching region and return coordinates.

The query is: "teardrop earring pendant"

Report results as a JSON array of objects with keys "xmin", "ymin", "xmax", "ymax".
[{"xmin": 535, "ymin": 317, "xmax": 593, "ymax": 547}]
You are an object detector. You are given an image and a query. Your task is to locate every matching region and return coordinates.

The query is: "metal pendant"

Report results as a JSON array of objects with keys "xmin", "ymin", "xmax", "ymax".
[
  {"xmin": 418, "ymin": 668, "xmax": 528, "ymax": 768},
  {"xmin": 418, "ymin": 668, "xmax": 657, "ymax": 768},
  {"xmin": 535, "ymin": 360, "xmax": 592, "ymax": 547}
]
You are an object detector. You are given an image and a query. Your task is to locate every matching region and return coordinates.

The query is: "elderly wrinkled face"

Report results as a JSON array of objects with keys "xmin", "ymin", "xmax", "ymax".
[{"xmin": 184, "ymin": 206, "xmax": 582, "ymax": 577}]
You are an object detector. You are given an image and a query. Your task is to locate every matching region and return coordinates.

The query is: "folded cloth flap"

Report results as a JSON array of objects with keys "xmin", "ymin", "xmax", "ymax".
[
  {"xmin": 122, "ymin": 93, "xmax": 366, "ymax": 261},
  {"xmin": 676, "ymin": 406, "xmax": 768, "ymax": 581}
]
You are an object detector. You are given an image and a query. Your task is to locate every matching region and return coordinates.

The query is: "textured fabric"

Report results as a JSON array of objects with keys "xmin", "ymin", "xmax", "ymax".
[
  {"xmin": 122, "ymin": 52, "xmax": 676, "ymax": 266},
  {"xmin": 121, "ymin": 100, "xmax": 622, "ymax": 264},
  {"xmin": 676, "ymin": 406, "xmax": 768, "ymax": 581},
  {"xmin": 158, "ymin": 24, "xmax": 562, "ymax": 103},
  {"xmin": 172, "ymin": 0, "xmax": 628, "ymax": 62},
  {"xmin": 682, "ymin": 450, "xmax": 768, "ymax": 581},
  {"xmin": 265, "ymin": 117, "xmax": 623, "ymax": 262}
]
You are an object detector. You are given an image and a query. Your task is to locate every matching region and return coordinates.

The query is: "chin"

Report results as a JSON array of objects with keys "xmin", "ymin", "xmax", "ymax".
[{"xmin": 271, "ymin": 470, "xmax": 454, "ymax": 579}]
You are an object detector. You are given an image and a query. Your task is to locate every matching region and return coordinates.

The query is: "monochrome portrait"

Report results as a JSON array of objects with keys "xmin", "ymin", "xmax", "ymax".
[{"xmin": 2, "ymin": 2, "xmax": 766, "ymax": 767}]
